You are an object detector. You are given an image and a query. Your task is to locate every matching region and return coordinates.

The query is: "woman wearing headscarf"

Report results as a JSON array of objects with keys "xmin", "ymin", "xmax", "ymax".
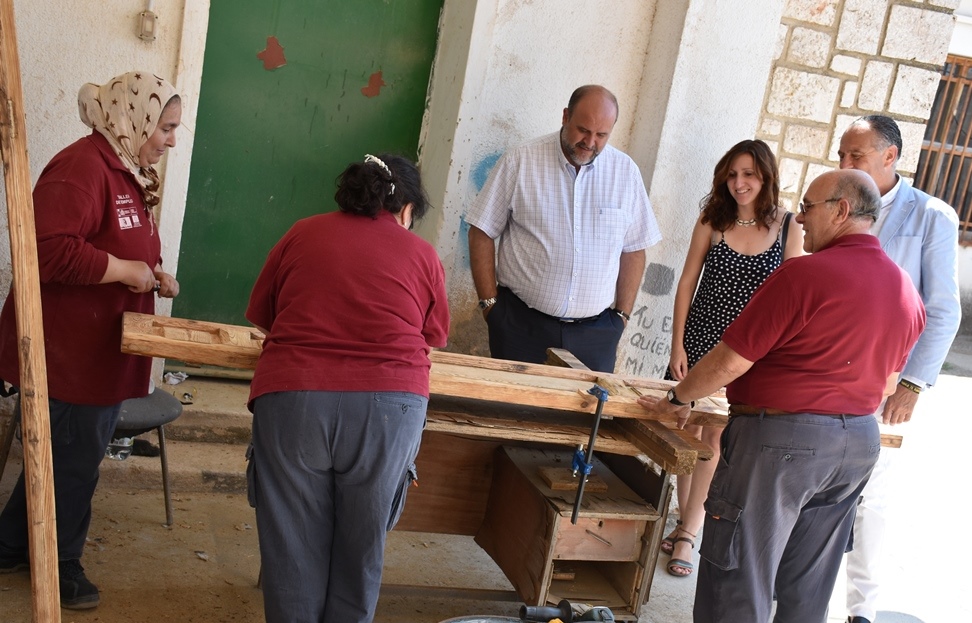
[
  {"xmin": 0, "ymin": 70, "xmax": 181, "ymax": 609},
  {"xmin": 246, "ymin": 154, "xmax": 449, "ymax": 623}
]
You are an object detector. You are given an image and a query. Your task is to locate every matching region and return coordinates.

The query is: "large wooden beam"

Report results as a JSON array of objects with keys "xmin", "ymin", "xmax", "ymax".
[
  {"xmin": 0, "ymin": 0, "xmax": 60, "ymax": 619},
  {"xmin": 121, "ymin": 312, "xmax": 728, "ymax": 427},
  {"xmin": 120, "ymin": 312, "xmax": 904, "ymax": 448}
]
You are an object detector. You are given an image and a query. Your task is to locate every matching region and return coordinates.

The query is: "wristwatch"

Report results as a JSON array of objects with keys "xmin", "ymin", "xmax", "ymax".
[
  {"xmin": 666, "ymin": 388, "xmax": 695, "ymax": 408},
  {"xmin": 478, "ymin": 297, "xmax": 497, "ymax": 310}
]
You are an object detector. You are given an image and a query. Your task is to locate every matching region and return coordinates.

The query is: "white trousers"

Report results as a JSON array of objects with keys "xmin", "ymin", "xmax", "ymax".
[{"xmin": 845, "ymin": 414, "xmax": 899, "ymax": 621}]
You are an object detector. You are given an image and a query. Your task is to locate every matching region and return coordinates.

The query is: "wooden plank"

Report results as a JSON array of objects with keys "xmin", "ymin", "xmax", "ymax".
[
  {"xmin": 122, "ymin": 312, "xmax": 264, "ymax": 369},
  {"xmin": 121, "ymin": 312, "xmax": 728, "ymax": 427},
  {"xmin": 0, "ymin": 1, "xmax": 61, "ymax": 619},
  {"xmin": 615, "ymin": 419, "xmax": 713, "ymax": 476},
  {"xmin": 425, "ymin": 398, "xmax": 645, "ymax": 457},
  {"xmin": 475, "ymin": 446, "xmax": 554, "ymax": 604},
  {"xmin": 539, "ymin": 466, "xmax": 609, "ymax": 493},
  {"xmin": 394, "ymin": 432, "xmax": 498, "ymax": 535},
  {"xmin": 881, "ymin": 433, "xmax": 903, "ymax": 449},
  {"xmin": 505, "ymin": 447, "xmax": 658, "ymax": 521},
  {"xmin": 123, "ymin": 313, "xmax": 902, "ymax": 449},
  {"xmin": 545, "ymin": 347, "xmax": 589, "ymax": 370}
]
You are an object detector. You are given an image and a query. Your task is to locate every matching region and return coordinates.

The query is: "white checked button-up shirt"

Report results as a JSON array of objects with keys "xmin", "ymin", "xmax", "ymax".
[{"xmin": 467, "ymin": 131, "xmax": 661, "ymax": 318}]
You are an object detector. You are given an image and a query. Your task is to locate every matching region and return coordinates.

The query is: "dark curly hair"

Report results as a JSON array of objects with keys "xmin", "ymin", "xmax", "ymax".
[
  {"xmin": 334, "ymin": 154, "xmax": 429, "ymax": 225},
  {"xmin": 701, "ymin": 139, "xmax": 780, "ymax": 232}
]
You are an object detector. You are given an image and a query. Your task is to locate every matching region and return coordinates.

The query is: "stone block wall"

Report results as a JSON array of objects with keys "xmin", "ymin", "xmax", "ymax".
[{"xmin": 758, "ymin": 0, "xmax": 959, "ymax": 207}]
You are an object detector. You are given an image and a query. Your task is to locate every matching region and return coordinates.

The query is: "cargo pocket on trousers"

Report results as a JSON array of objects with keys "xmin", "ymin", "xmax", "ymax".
[
  {"xmin": 245, "ymin": 443, "xmax": 258, "ymax": 508},
  {"xmin": 699, "ymin": 496, "xmax": 743, "ymax": 571},
  {"xmin": 387, "ymin": 462, "xmax": 418, "ymax": 531}
]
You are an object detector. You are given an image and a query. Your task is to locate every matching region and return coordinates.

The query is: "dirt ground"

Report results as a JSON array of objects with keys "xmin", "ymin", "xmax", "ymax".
[
  {"xmin": 4, "ymin": 338, "xmax": 972, "ymax": 622},
  {"xmin": 0, "ymin": 465, "xmax": 522, "ymax": 623}
]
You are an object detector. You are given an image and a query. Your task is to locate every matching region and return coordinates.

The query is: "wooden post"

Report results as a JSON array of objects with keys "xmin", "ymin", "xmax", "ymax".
[{"xmin": 0, "ymin": 0, "xmax": 61, "ymax": 620}]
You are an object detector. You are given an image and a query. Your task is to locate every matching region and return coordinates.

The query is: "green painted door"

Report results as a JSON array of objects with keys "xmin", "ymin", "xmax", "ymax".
[{"xmin": 173, "ymin": 0, "xmax": 443, "ymax": 325}]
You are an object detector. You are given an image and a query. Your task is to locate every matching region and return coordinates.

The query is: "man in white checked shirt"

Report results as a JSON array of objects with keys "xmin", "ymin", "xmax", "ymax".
[{"xmin": 467, "ymin": 85, "xmax": 661, "ymax": 372}]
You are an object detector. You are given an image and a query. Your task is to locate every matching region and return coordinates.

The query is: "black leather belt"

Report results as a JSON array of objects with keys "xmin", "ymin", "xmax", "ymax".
[{"xmin": 556, "ymin": 314, "xmax": 601, "ymax": 324}]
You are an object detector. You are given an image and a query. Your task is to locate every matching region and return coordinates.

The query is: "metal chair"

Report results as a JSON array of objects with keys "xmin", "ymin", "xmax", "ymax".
[{"xmin": 113, "ymin": 388, "xmax": 183, "ymax": 526}]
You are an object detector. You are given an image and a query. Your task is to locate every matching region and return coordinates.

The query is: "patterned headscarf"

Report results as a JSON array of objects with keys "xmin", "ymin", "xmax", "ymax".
[{"xmin": 78, "ymin": 71, "xmax": 178, "ymax": 208}]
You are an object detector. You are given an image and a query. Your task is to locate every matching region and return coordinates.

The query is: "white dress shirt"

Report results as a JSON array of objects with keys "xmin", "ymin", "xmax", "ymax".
[{"xmin": 467, "ymin": 132, "xmax": 661, "ymax": 318}]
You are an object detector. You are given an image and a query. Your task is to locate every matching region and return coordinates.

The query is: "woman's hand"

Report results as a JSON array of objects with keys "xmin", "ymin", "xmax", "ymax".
[
  {"xmin": 668, "ymin": 345, "xmax": 688, "ymax": 381},
  {"xmin": 153, "ymin": 268, "xmax": 179, "ymax": 298}
]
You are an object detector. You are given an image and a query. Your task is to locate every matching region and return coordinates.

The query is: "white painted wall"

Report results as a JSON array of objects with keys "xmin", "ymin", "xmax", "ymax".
[
  {"xmin": 421, "ymin": 0, "xmax": 658, "ymax": 356},
  {"xmin": 617, "ymin": 0, "xmax": 785, "ymax": 377}
]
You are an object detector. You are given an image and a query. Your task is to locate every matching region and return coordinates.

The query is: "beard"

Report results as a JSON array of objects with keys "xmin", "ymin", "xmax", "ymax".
[{"xmin": 560, "ymin": 128, "xmax": 600, "ymax": 166}]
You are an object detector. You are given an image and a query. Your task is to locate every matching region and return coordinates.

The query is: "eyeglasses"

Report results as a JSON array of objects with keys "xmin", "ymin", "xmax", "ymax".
[{"xmin": 798, "ymin": 197, "xmax": 841, "ymax": 214}]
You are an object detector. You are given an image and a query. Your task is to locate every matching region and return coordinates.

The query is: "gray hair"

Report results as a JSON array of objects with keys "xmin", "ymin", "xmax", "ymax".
[
  {"xmin": 834, "ymin": 173, "xmax": 881, "ymax": 223},
  {"xmin": 852, "ymin": 115, "xmax": 902, "ymax": 162}
]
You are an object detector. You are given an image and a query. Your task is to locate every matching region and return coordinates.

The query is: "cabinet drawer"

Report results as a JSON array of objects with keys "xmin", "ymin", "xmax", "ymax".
[{"xmin": 553, "ymin": 516, "xmax": 646, "ymax": 561}]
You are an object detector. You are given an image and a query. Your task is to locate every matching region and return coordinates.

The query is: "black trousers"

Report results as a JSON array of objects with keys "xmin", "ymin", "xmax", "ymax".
[
  {"xmin": 486, "ymin": 286, "xmax": 625, "ymax": 373},
  {"xmin": 0, "ymin": 398, "xmax": 121, "ymax": 561}
]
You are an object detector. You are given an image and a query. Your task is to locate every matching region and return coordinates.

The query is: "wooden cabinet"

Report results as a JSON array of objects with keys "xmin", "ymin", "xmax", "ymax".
[{"xmin": 476, "ymin": 446, "xmax": 661, "ymax": 620}]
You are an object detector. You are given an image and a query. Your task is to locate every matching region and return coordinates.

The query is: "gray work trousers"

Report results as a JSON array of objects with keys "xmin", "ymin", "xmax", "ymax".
[
  {"xmin": 248, "ymin": 390, "xmax": 426, "ymax": 623},
  {"xmin": 694, "ymin": 411, "xmax": 880, "ymax": 623}
]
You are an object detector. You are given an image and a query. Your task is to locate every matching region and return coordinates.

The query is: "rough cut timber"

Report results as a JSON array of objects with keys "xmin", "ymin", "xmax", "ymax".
[
  {"xmin": 0, "ymin": 0, "xmax": 61, "ymax": 617},
  {"xmin": 121, "ymin": 312, "xmax": 902, "ymax": 449},
  {"xmin": 121, "ymin": 312, "xmax": 727, "ymax": 427}
]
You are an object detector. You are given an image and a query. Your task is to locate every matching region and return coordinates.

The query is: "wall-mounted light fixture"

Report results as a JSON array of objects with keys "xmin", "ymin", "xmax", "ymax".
[{"xmin": 138, "ymin": 0, "xmax": 158, "ymax": 42}]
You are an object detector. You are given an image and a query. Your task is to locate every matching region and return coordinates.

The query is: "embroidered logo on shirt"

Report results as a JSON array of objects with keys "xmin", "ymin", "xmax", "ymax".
[{"xmin": 115, "ymin": 194, "xmax": 142, "ymax": 230}]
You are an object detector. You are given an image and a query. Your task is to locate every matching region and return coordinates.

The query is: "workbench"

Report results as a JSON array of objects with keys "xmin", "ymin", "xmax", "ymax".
[{"xmin": 119, "ymin": 313, "xmax": 721, "ymax": 620}]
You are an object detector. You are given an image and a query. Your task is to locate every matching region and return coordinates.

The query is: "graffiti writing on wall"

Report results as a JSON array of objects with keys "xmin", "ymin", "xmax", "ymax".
[{"xmin": 621, "ymin": 304, "xmax": 672, "ymax": 378}]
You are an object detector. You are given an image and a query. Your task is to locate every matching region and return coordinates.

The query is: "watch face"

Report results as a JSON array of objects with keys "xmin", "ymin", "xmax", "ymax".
[{"xmin": 666, "ymin": 388, "xmax": 677, "ymax": 404}]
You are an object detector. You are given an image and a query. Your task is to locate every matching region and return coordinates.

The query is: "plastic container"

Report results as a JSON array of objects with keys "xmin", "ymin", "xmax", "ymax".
[{"xmin": 105, "ymin": 436, "xmax": 133, "ymax": 461}]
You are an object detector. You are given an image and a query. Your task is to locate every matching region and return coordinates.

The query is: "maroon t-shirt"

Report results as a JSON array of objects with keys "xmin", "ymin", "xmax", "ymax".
[
  {"xmin": 722, "ymin": 234, "xmax": 925, "ymax": 415},
  {"xmin": 246, "ymin": 210, "xmax": 449, "ymax": 405},
  {"xmin": 0, "ymin": 133, "xmax": 161, "ymax": 405}
]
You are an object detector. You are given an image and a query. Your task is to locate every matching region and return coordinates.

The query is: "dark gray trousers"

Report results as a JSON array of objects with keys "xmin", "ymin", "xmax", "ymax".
[
  {"xmin": 486, "ymin": 286, "xmax": 624, "ymax": 373},
  {"xmin": 249, "ymin": 390, "xmax": 426, "ymax": 623},
  {"xmin": 694, "ymin": 412, "xmax": 880, "ymax": 623},
  {"xmin": 0, "ymin": 398, "xmax": 120, "ymax": 561}
]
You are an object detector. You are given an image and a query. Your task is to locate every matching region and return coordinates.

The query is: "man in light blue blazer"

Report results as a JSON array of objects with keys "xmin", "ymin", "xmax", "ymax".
[{"xmin": 837, "ymin": 115, "xmax": 962, "ymax": 623}]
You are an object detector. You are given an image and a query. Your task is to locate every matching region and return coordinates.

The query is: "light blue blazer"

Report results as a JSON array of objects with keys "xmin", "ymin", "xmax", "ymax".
[{"xmin": 878, "ymin": 180, "xmax": 962, "ymax": 387}]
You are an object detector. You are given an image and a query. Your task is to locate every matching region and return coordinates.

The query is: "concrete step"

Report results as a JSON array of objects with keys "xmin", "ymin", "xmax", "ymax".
[
  {"xmin": 159, "ymin": 376, "xmax": 252, "ymax": 445},
  {"xmin": 2, "ymin": 377, "xmax": 253, "ymax": 497},
  {"xmin": 98, "ymin": 432, "xmax": 249, "ymax": 495},
  {"xmin": 101, "ymin": 375, "xmax": 254, "ymax": 494}
]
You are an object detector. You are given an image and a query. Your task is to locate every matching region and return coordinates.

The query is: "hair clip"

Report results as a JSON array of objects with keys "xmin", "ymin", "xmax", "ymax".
[{"xmin": 364, "ymin": 154, "xmax": 395, "ymax": 195}]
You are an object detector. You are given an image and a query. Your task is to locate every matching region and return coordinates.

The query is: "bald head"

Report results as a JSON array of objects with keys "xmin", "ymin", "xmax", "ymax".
[
  {"xmin": 566, "ymin": 85, "xmax": 619, "ymax": 121},
  {"xmin": 797, "ymin": 169, "xmax": 880, "ymax": 252},
  {"xmin": 560, "ymin": 85, "xmax": 619, "ymax": 168}
]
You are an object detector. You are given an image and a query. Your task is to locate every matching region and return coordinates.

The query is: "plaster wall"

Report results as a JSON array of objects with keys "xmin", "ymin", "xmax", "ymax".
[
  {"xmin": 0, "ymin": 0, "xmax": 201, "ymax": 297},
  {"xmin": 615, "ymin": 0, "xmax": 785, "ymax": 377},
  {"xmin": 421, "ymin": 0, "xmax": 658, "ymax": 357}
]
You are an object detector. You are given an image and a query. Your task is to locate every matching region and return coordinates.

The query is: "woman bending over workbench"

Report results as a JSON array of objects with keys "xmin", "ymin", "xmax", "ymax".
[
  {"xmin": 245, "ymin": 154, "xmax": 450, "ymax": 623},
  {"xmin": 0, "ymin": 71, "xmax": 181, "ymax": 609}
]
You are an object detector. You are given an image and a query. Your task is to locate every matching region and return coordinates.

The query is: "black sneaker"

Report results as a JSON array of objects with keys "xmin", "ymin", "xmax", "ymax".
[
  {"xmin": 59, "ymin": 559, "xmax": 99, "ymax": 609},
  {"xmin": 0, "ymin": 550, "xmax": 29, "ymax": 574}
]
